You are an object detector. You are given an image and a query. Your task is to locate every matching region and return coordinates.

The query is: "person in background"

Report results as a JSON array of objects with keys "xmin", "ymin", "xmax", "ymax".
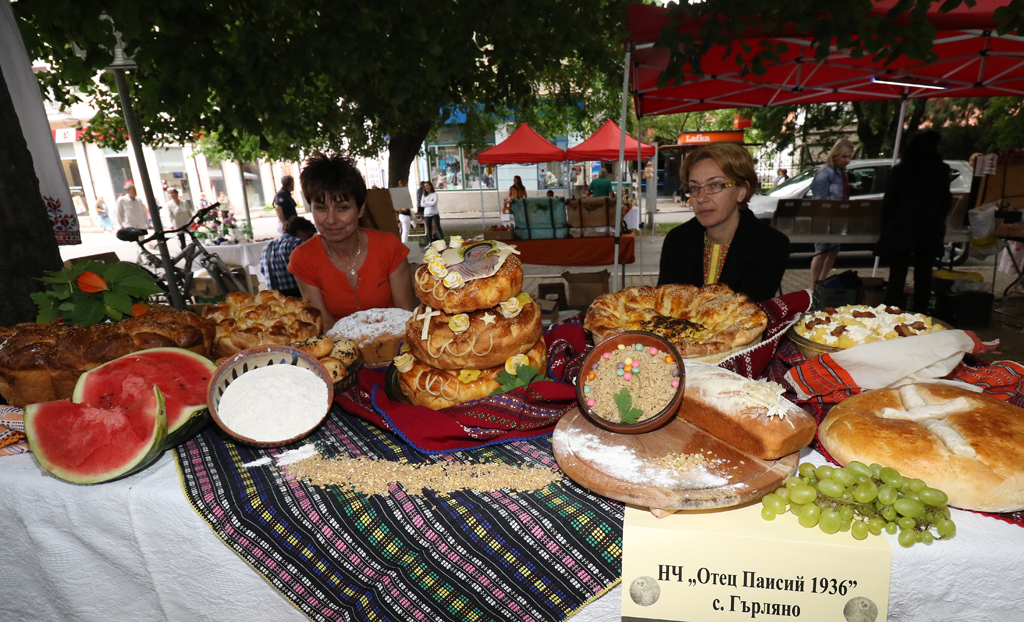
[
  {"xmin": 216, "ymin": 191, "xmax": 231, "ymax": 220},
  {"xmin": 288, "ymin": 152, "xmax": 416, "ymax": 326},
  {"xmin": 588, "ymin": 169, "xmax": 613, "ymax": 198},
  {"xmin": 260, "ymin": 216, "xmax": 317, "ymax": 298},
  {"xmin": 657, "ymin": 143, "xmax": 790, "ymax": 302},
  {"xmin": 396, "ymin": 179, "xmax": 412, "ymax": 243},
  {"xmin": 774, "ymin": 168, "xmax": 790, "ymax": 186},
  {"xmin": 415, "ymin": 180, "xmax": 426, "ymax": 226},
  {"xmin": 809, "ymin": 138, "xmax": 855, "ymax": 286},
  {"xmin": 116, "ymin": 183, "xmax": 149, "ymax": 230},
  {"xmin": 876, "ymin": 130, "xmax": 952, "ymax": 312},
  {"xmin": 94, "ymin": 195, "xmax": 115, "ymax": 232},
  {"xmin": 198, "ymin": 192, "xmax": 210, "ymax": 210},
  {"xmin": 161, "ymin": 188, "xmax": 193, "ymax": 229},
  {"xmin": 508, "ymin": 175, "xmax": 528, "ymax": 200},
  {"xmin": 421, "ymin": 181, "xmax": 443, "ymax": 243},
  {"xmin": 274, "ymin": 175, "xmax": 298, "ymax": 233}
]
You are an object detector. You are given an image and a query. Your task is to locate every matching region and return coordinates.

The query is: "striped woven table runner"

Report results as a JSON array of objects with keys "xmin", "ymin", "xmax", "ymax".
[{"xmin": 175, "ymin": 410, "xmax": 623, "ymax": 622}]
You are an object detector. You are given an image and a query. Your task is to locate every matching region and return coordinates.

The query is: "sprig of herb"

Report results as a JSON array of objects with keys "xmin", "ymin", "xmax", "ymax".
[
  {"xmin": 614, "ymin": 388, "xmax": 644, "ymax": 424},
  {"xmin": 31, "ymin": 259, "xmax": 163, "ymax": 326},
  {"xmin": 490, "ymin": 364, "xmax": 549, "ymax": 395}
]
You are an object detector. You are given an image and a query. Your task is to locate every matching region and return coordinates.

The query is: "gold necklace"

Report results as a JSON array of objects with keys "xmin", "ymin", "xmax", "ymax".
[{"xmin": 324, "ymin": 233, "xmax": 362, "ymax": 278}]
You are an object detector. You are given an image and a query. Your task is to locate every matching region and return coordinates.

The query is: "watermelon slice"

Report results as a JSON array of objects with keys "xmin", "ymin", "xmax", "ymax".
[
  {"xmin": 24, "ymin": 387, "xmax": 167, "ymax": 484},
  {"xmin": 73, "ymin": 347, "xmax": 216, "ymax": 448}
]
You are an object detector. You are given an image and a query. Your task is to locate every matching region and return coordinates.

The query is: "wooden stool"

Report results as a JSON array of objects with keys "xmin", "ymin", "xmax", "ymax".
[{"xmin": 538, "ymin": 282, "xmax": 568, "ymax": 309}]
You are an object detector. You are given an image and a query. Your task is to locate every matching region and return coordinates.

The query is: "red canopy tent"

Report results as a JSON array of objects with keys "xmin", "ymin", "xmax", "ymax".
[
  {"xmin": 565, "ymin": 119, "xmax": 655, "ymax": 162},
  {"xmin": 627, "ymin": 1, "xmax": 1024, "ymax": 123},
  {"xmin": 477, "ymin": 123, "xmax": 565, "ymax": 164},
  {"xmin": 602, "ymin": 0, "xmax": 1024, "ymax": 288}
]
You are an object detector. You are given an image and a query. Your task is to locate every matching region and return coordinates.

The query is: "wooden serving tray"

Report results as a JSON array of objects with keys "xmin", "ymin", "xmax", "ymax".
[{"xmin": 552, "ymin": 407, "xmax": 798, "ymax": 514}]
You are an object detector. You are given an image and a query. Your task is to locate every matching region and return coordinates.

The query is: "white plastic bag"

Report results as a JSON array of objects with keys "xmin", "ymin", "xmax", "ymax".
[
  {"xmin": 969, "ymin": 202, "xmax": 999, "ymax": 257},
  {"xmin": 998, "ymin": 240, "xmax": 1024, "ymax": 274}
]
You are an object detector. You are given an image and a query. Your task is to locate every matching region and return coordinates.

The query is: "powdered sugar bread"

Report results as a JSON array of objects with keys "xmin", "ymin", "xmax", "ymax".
[
  {"xmin": 680, "ymin": 361, "xmax": 815, "ymax": 460},
  {"xmin": 327, "ymin": 308, "xmax": 413, "ymax": 367}
]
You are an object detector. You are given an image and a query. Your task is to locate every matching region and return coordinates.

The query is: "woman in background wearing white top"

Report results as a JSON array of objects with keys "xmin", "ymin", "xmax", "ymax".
[{"xmin": 421, "ymin": 181, "xmax": 443, "ymax": 243}]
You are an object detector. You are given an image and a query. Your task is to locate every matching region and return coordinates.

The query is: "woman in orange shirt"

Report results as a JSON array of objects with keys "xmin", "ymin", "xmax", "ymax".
[
  {"xmin": 288, "ymin": 152, "xmax": 416, "ymax": 326},
  {"xmin": 508, "ymin": 175, "xmax": 528, "ymax": 200}
]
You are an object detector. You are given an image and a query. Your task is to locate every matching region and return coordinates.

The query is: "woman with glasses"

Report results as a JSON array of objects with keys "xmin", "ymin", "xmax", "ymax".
[{"xmin": 657, "ymin": 143, "xmax": 790, "ymax": 302}]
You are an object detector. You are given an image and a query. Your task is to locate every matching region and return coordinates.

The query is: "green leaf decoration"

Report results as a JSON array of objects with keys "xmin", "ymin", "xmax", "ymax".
[
  {"xmin": 489, "ymin": 364, "xmax": 550, "ymax": 396},
  {"xmin": 613, "ymin": 388, "xmax": 644, "ymax": 424},
  {"xmin": 103, "ymin": 290, "xmax": 134, "ymax": 315},
  {"xmin": 31, "ymin": 258, "xmax": 165, "ymax": 326}
]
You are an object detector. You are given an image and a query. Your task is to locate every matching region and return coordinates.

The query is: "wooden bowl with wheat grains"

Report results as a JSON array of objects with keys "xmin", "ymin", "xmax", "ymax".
[
  {"xmin": 577, "ymin": 332, "xmax": 685, "ymax": 434},
  {"xmin": 207, "ymin": 345, "xmax": 334, "ymax": 448}
]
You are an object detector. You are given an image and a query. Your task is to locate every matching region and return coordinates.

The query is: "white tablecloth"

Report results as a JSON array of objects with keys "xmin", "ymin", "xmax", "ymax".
[
  {"xmin": 202, "ymin": 240, "xmax": 272, "ymax": 279},
  {"xmin": 1, "ymin": 448, "xmax": 1021, "ymax": 621}
]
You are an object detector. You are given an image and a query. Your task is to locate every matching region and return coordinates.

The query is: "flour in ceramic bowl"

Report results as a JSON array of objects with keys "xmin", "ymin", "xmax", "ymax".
[{"xmin": 217, "ymin": 365, "xmax": 329, "ymax": 442}]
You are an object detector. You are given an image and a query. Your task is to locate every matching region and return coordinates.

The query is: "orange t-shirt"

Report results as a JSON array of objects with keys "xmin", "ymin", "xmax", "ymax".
[{"xmin": 288, "ymin": 228, "xmax": 410, "ymax": 320}]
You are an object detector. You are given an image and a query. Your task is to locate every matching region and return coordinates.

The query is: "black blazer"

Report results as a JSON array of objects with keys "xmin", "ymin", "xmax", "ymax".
[{"xmin": 657, "ymin": 209, "xmax": 790, "ymax": 302}]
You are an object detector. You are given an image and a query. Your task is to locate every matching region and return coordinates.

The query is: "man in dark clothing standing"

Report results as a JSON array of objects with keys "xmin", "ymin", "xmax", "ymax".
[
  {"xmin": 274, "ymin": 175, "xmax": 298, "ymax": 232},
  {"xmin": 415, "ymin": 181, "xmax": 426, "ymax": 224}
]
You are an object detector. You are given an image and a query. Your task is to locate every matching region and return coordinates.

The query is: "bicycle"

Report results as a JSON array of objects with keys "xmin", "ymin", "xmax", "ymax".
[{"xmin": 116, "ymin": 202, "xmax": 248, "ymax": 304}]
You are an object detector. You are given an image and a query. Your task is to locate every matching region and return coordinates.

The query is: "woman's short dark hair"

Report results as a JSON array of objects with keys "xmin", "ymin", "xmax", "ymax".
[{"xmin": 300, "ymin": 152, "xmax": 367, "ymax": 208}]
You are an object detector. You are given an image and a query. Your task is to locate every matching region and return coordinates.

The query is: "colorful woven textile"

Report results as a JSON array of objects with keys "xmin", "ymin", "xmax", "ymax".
[
  {"xmin": 175, "ymin": 412, "xmax": 623, "ymax": 622},
  {"xmin": 0, "ymin": 406, "xmax": 28, "ymax": 456}
]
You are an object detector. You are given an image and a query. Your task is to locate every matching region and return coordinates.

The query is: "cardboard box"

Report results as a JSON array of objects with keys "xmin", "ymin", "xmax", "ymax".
[
  {"xmin": 536, "ymin": 298, "xmax": 559, "ymax": 325},
  {"xmin": 488, "ymin": 228, "xmax": 515, "ymax": 240},
  {"xmin": 562, "ymin": 270, "xmax": 610, "ymax": 310}
]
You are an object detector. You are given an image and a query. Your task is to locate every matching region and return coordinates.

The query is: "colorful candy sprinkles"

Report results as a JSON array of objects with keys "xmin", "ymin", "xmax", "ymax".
[{"xmin": 581, "ymin": 341, "xmax": 681, "ymax": 424}]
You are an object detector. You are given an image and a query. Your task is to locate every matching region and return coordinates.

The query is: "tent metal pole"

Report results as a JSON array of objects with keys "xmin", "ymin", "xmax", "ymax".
[
  {"xmin": 613, "ymin": 46, "xmax": 632, "ymax": 292},
  {"xmin": 892, "ymin": 95, "xmax": 909, "ymax": 165},
  {"xmin": 636, "ymin": 114, "xmax": 643, "ymax": 281}
]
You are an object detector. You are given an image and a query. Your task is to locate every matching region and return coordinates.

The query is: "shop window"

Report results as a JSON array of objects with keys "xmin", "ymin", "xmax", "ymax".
[
  {"xmin": 104, "ymin": 147, "xmax": 133, "ymax": 197},
  {"xmin": 58, "ymin": 143, "xmax": 87, "ymax": 215},
  {"xmin": 155, "ymin": 148, "xmax": 194, "ymax": 207},
  {"xmin": 538, "ymin": 161, "xmax": 567, "ymax": 189},
  {"xmin": 428, "ymin": 145, "xmax": 464, "ymax": 190},
  {"xmin": 242, "ymin": 162, "xmax": 265, "ymax": 207}
]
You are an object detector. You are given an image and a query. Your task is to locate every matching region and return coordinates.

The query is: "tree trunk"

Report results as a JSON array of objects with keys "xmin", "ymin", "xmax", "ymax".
[
  {"xmin": 0, "ymin": 60, "xmax": 63, "ymax": 327},
  {"xmin": 387, "ymin": 122, "xmax": 433, "ymax": 187}
]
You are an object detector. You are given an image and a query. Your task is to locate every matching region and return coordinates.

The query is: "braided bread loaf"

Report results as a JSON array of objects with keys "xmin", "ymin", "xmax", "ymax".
[
  {"xmin": 202, "ymin": 290, "xmax": 323, "ymax": 359},
  {"xmin": 0, "ymin": 305, "xmax": 214, "ymax": 408}
]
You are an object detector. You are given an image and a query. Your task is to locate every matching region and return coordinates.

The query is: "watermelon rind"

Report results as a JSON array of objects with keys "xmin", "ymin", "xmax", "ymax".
[
  {"xmin": 73, "ymin": 346, "xmax": 215, "ymax": 448},
  {"xmin": 24, "ymin": 386, "xmax": 167, "ymax": 485}
]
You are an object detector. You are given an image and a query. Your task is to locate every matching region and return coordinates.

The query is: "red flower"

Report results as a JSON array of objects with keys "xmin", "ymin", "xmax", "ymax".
[
  {"xmin": 77, "ymin": 271, "xmax": 108, "ymax": 293},
  {"xmin": 131, "ymin": 303, "xmax": 150, "ymax": 317}
]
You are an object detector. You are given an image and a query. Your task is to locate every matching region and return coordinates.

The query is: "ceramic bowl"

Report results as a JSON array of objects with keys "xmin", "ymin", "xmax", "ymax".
[
  {"xmin": 576, "ymin": 331, "xmax": 685, "ymax": 434},
  {"xmin": 786, "ymin": 314, "xmax": 954, "ymax": 360},
  {"xmin": 207, "ymin": 345, "xmax": 334, "ymax": 448}
]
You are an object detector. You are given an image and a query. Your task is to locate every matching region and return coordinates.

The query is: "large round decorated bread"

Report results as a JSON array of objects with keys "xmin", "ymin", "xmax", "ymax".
[
  {"xmin": 405, "ymin": 295, "xmax": 541, "ymax": 371},
  {"xmin": 413, "ymin": 239, "xmax": 524, "ymax": 314},
  {"xmin": 394, "ymin": 338, "xmax": 547, "ymax": 410},
  {"xmin": 202, "ymin": 290, "xmax": 323, "ymax": 359},
  {"xmin": 584, "ymin": 283, "xmax": 767, "ymax": 360},
  {"xmin": 819, "ymin": 383, "xmax": 1024, "ymax": 513},
  {"xmin": 0, "ymin": 305, "xmax": 214, "ymax": 408}
]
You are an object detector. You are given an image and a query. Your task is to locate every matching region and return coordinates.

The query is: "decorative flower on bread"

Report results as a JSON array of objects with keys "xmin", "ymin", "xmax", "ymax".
[
  {"xmin": 449, "ymin": 235, "xmax": 464, "ymax": 249},
  {"xmin": 430, "ymin": 240, "xmax": 447, "ymax": 252},
  {"xmin": 428, "ymin": 260, "xmax": 448, "ymax": 279},
  {"xmin": 504, "ymin": 354, "xmax": 531, "ymax": 374},
  {"xmin": 499, "ymin": 296, "xmax": 522, "ymax": 318},
  {"xmin": 442, "ymin": 271, "xmax": 464, "ymax": 289},
  {"xmin": 448, "ymin": 313, "xmax": 470, "ymax": 333},
  {"xmin": 458, "ymin": 369, "xmax": 481, "ymax": 384},
  {"xmin": 399, "ymin": 342, "xmax": 410, "ymax": 354},
  {"xmin": 422, "ymin": 247, "xmax": 441, "ymax": 263},
  {"xmin": 393, "ymin": 353, "xmax": 415, "ymax": 373},
  {"xmin": 515, "ymin": 293, "xmax": 532, "ymax": 306}
]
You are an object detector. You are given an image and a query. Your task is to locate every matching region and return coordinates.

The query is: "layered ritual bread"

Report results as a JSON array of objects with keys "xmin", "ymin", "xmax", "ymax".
[
  {"xmin": 0, "ymin": 305, "xmax": 215, "ymax": 408},
  {"xmin": 202, "ymin": 290, "xmax": 322, "ymax": 359},
  {"xmin": 396, "ymin": 238, "xmax": 547, "ymax": 409},
  {"xmin": 819, "ymin": 383, "xmax": 1024, "ymax": 513},
  {"xmin": 681, "ymin": 362, "xmax": 816, "ymax": 460},
  {"xmin": 327, "ymin": 307, "xmax": 413, "ymax": 367},
  {"xmin": 584, "ymin": 283, "xmax": 768, "ymax": 361},
  {"xmin": 794, "ymin": 304, "xmax": 946, "ymax": 349}
]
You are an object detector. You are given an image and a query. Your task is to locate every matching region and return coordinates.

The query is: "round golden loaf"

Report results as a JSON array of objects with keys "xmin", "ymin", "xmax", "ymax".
[
  {"xmin": 396, "ymin": 337, "xmax": 547, "ymax": 410},
  {"xmin": 405, "ymin": 301, "xmax": 542, "ymax": 371},
  {"xmin": 414, "ymin": 253, "xmax": 524, "ymax": 315},
  {"xmin": 819, "ymin": 383, "xmax": 1024, "ymax": 513}
]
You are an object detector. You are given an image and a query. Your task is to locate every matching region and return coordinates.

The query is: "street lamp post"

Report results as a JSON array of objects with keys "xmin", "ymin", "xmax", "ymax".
[{"xmin": 76, "ymin": 15, "xmax": 185, "ymax": 309}]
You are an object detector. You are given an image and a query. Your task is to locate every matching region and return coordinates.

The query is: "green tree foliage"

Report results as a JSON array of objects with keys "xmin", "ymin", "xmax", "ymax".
[{"xmin": 14, "ymin": 0, "xmax": 630, "ymax": 186}]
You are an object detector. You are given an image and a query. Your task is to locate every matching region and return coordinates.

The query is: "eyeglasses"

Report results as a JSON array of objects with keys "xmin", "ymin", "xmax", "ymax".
[{"xmin": 685, "ymin": 181, "xmax": 736, "ymax": 197}]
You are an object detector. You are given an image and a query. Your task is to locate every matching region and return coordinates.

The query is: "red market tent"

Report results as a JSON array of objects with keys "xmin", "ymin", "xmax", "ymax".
[
  {"xmin": 477, "ymin": 123, "xmax": 566, "ymax": 164},
  {"xmin": 566, "ymin": 119, "xmax": 655, "ymax": 162},
  {"xmin": 626, "ymin": 1, "xmax": 1024, "ymax": 119}
]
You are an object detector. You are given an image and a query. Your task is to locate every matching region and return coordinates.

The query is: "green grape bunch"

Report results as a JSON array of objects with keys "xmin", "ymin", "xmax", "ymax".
[{"xmin": 760, "ymin": 460, "xmax": 956, "ymax": 548}]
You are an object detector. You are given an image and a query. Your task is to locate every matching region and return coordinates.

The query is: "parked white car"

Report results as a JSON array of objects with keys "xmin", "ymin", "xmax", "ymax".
[{"xmin": 749, "ymin": 158, "xmax": 972, "ymax": 221}]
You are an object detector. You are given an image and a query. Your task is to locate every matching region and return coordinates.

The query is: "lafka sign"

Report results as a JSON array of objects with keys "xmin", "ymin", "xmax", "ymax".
[{"xmin": 677, "ymin": 130, "xmax": 745, "ymax": 145}]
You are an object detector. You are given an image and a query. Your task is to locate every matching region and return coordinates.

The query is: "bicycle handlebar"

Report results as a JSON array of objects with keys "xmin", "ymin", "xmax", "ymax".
[{"xmin": 120, "ymin": 202, "xmax": 222, "ymax": 246}]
